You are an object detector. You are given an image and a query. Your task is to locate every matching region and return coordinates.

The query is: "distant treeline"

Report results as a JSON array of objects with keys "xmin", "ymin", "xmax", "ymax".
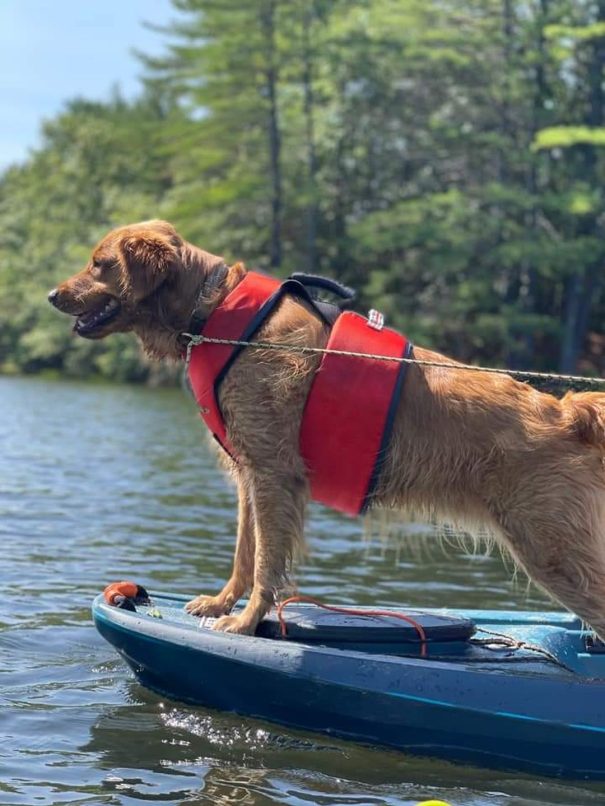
[{"xmin": 1, "ymin": 0, "xmax": 605, "ymax": 385}]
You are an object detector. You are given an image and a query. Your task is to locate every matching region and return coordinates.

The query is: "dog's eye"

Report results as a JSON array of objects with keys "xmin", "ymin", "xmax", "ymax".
[{"xmin": 90, "ymin": 259, "xmax": 104, "ymax": 277}]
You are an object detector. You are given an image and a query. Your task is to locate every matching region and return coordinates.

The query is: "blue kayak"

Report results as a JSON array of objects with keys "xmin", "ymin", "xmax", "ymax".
[{"xmin": 92, "ymin": 590, "xmax": 605, "ymax": 779}]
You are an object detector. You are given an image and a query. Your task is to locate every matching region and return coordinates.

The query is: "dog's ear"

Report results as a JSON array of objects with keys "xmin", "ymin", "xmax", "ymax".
[{"xmin": 119, "ymin": 232, "xmax": 177, "ymax": 302}]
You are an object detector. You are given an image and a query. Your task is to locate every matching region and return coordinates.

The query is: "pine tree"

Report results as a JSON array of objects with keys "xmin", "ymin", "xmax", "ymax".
[{"xmin": 141, "ymin": 0, "xmax": 290, "ymax": 268}]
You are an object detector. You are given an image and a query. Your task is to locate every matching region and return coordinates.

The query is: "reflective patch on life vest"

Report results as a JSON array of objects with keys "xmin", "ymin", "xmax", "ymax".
[{"xmin": 367, "ymin": 309, "xmax": 385, "ymax": 330}]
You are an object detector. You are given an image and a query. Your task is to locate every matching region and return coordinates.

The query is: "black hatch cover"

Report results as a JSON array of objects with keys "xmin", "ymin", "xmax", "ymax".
[{"xmin": 255, "ymin": 606, "xmax": 475, "ymax": 644}]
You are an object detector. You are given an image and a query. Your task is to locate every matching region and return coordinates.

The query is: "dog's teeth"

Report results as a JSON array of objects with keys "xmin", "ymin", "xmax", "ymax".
[{"xmin": 77, "ymin": 298, "xmax": 118, "ymax": 331}]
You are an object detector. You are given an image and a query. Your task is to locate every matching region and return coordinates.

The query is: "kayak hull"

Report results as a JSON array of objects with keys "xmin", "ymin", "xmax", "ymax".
[{"xmin": 92, "ymin": 592, "xmax": 605, "ymax": 779}]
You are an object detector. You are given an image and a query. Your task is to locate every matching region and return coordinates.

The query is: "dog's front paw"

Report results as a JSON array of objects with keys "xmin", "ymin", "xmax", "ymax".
[
  {"xmin": 213, "ymin": 613, "xmax": 257, "ymax": 635},
  {"xmin": 185, "ymin": 594, "xmax": 233, "ymax": 618}
]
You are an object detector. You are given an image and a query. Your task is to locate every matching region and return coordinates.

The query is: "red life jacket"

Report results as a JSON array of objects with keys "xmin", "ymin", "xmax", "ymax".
[{"xmin": 187, "ymin": 272, "xmax": 412, "ymax": 515}]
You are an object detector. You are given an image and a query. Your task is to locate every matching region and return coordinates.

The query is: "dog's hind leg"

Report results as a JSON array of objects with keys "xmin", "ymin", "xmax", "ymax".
[
  {"xmin": 495, "ymin": 488, "xmax": 605, "ymax": 641},
  {"xmin": 186, "ymin": 472, "xmax": 256, "ymax": 617}
]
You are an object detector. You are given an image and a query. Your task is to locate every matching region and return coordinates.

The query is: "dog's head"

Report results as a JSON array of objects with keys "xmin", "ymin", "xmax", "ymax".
[{"xmin": 48, "ymin": 220, "xmax": 183, "ymax": 339}]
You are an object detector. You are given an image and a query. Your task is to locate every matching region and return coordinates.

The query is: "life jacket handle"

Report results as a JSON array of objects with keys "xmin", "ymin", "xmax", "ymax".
[{"xmin": 288, "ymin": 273, "xmax": 356, "ymax": 307}]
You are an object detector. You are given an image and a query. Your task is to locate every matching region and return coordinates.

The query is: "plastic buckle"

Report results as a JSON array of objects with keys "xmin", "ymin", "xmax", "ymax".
[{"xmin": 367, "ymin": 309, "xmax": 384, "ymax": 330}]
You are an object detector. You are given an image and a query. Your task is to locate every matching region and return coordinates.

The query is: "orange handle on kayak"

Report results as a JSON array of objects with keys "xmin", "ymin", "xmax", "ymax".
[{"xmin": 103, "ymin": 580, "xmax": 150, "ymax": 609}]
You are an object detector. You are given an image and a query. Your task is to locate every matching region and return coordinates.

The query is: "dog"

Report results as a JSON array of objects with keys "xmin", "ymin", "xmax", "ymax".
[{"xmin": 49, "ymin": 220, "xmax": 605, "ymax": 638}]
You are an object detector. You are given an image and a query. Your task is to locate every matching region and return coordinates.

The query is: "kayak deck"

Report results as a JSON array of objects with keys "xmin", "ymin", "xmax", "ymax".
[
  {"xmin": 92, "ymin": 591, "xmax": 605, "ymax": 779},
  {"xmin": 95, "ymin": 592, "xmax": 598, "ymax": 675}
]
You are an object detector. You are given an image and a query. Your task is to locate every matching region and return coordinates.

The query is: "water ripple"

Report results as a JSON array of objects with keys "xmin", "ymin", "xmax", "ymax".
[{"xmin": 1, "ymin": 377, "xmax": 603, "ymax": 805}]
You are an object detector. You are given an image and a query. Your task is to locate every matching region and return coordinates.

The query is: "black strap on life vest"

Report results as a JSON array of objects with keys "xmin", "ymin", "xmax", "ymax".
[
  {"xmin": 213, "ymin": 273, "xmax": 356, "ymax": 396},
  {"xmin": 288, "ymin": 273, "xmax": 356, "ymax": 326}
]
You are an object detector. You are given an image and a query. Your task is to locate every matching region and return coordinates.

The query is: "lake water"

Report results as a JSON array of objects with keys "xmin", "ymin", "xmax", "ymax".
[{"xmin": 1, "ymin": 375, "xmax": 604, "ymax": 806}]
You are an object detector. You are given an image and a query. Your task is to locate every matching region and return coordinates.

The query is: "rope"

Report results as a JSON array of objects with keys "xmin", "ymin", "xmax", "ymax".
[
  {"xmin": 182, "ymin": 333, "xmax": 605, "ymax": 388},
  {"xmin": 471, "ymin": 627, "xmax": 577, "ymax": 673},
  {"xmin": 276, "ymin": 594, "xmax": 429, "ymax": 657}
]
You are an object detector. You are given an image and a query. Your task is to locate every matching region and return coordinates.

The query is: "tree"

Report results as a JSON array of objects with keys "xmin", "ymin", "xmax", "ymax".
[
  {"xmin": 534, "ymin": 1, "xmax": 605, "ymax": 371},
  {"xmin": 2, "ymin": 0, "xmax": 605, "ymax": 382},
  {"xmin": 0, "ymin": 90, "xmax": 176, "ymax": 380},
  {"xmin": 141, "ymin": 0, "xmax": 290, "ymax": 268}
]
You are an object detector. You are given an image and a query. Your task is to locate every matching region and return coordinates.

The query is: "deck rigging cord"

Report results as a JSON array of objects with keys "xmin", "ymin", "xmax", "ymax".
[
  {"xmin": 470, "ymin": 627, "xmax": 577, "ymax": 673},
  {"xmin": 183, "ymin": 332, "xmax": 605, "ymax": 389},
  {"xmin": 276, "ymin": 594, "xmax": 429, "ymax": 657},
  {"xmin": 275, "ymin": 597, "xmax": 576, "ymax": 671}
]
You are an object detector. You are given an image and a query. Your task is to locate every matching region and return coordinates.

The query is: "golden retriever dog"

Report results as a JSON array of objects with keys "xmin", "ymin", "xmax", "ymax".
[{"xmin": 49, "ymin": 220, "xmax": 605, "ymax": 638}]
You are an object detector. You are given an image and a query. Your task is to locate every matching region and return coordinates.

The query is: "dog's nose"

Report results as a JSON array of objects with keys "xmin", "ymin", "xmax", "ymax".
[{"xmin": 48, "ymin": 288, "xmax": 59, "ymax": 306}]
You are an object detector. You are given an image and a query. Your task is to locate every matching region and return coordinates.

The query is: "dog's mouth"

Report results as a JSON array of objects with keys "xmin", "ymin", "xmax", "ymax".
[{"xmin": 74, "ymin": 297, "xmax": 121, "ymax": 336}]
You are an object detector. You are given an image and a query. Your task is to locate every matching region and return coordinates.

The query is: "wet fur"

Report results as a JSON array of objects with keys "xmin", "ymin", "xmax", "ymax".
[{"xmin": 50, "ymin": 220, "xmax": 605, "ymax": 637}]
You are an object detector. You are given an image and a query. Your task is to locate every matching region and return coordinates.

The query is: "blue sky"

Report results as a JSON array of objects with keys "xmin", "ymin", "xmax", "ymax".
[{"xmin": 0, "ymin": 0, "xmax": 175, "ymax": 170}]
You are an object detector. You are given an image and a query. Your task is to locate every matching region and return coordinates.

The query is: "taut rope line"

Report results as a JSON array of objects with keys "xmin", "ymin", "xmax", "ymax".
[{"xmin": 183, "ymin": 332, "xmax": 605, "ymax": 388}]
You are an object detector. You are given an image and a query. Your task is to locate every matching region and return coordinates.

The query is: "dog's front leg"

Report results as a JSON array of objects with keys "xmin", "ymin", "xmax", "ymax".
[
  {"xmin": 185, "ymin": 472, "xmax": 255, "ymax": 617},
  {"xmin": 214, "ymin": 469, "xmax": 307, "ymax": 635}
]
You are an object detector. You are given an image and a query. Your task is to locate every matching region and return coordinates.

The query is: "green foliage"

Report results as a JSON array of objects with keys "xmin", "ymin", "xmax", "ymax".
[
  {"xmin": 545, "ymin": 22, "xmax": 605, "ymax": 43},
  {"xmin": 0, "ymin": 91, "xmax": 177, "ymax": 380},
  {"xmin": 533, "ymin": 126, "xmax": 605, "ymax": 150},
  {"xmin": 1, "ymin": 0, "xmax": 605, "ymax": 381}
]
